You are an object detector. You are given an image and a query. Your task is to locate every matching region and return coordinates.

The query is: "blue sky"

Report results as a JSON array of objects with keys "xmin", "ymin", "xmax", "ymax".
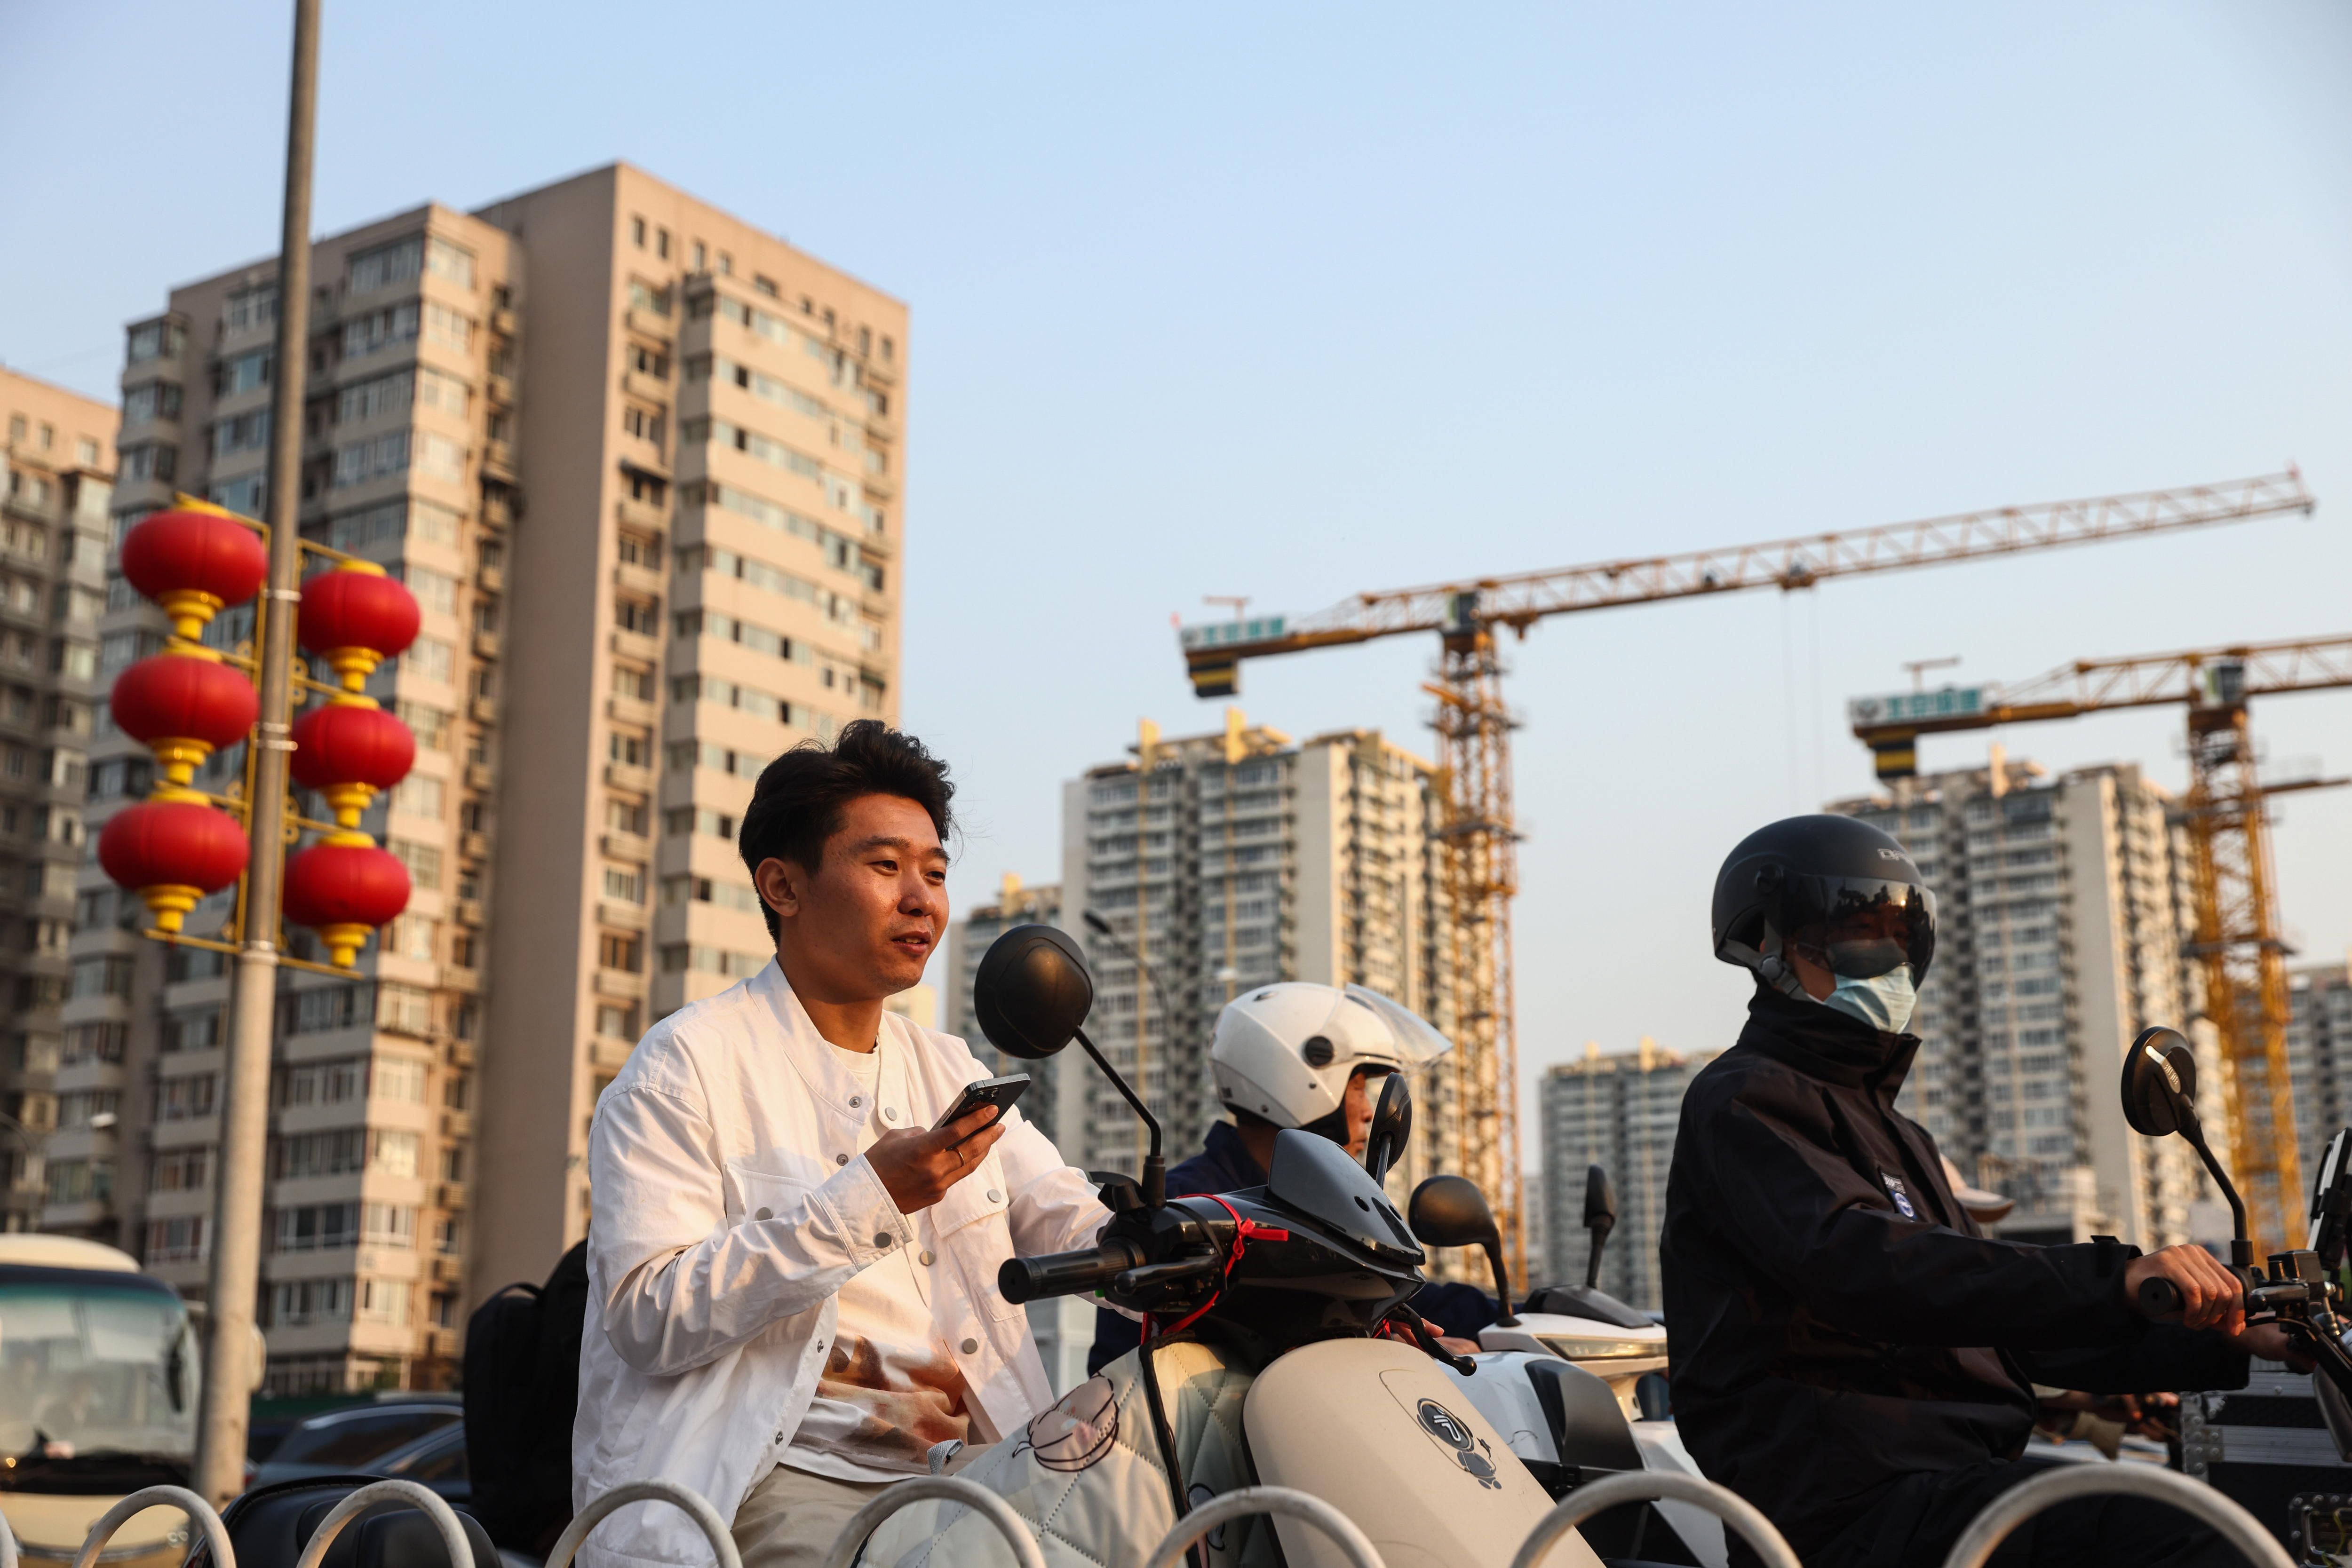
[{"xmin": 7, "ymin": 3, "xmax": 2348, "ymax": 1128}]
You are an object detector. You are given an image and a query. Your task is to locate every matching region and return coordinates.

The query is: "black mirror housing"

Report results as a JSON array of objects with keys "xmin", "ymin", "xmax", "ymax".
[
  {"xmin": 1409, "ymin": 1174, "xmax": 1499, "ymax": 1251},
  {"xmin": 1364, "ymin": 1073, "xmax": 1413, "ymax": 1183},
  {"xmin": 2121, "ymin": 1025, "xmax": 2199, "ymax": 1138},
  {"xmin": 973, "ymin": 924, "xmax": 1093, "ymax": 1061}
]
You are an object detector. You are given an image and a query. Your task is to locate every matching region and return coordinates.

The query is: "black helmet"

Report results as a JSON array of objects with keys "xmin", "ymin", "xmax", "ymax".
[{"xmin": 1712, "ymin": 814, "xmax": 1937, "ymax": 992}]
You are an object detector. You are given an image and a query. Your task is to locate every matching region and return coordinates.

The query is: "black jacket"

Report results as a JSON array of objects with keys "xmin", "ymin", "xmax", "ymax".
[
  {"xmin": 1661, "ymin": 988, "xmax": 2249, "ymax": 1561},
  {"xmin": 1089, "ymin": 1121, "xmax": 1500, "ymax": 1374}
]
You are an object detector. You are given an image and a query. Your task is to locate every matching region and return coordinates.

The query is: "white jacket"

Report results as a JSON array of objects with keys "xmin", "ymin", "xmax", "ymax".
[{"xmin": 571, "ymin": 959, "xmax": 1108, "ymax": 1568}]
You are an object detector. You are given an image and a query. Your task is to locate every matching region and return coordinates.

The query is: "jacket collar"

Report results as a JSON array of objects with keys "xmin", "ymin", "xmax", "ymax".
[
  {"xmin": 1204, "ymin": 1120, "xmax": 1269, "ymax": 1188},
  {"xmin": 1738, "ymin": 985, "xmax": 1920, "ymax": 1100},
  {"xmin": 749, "ymin": 957, "xmax": 912, "ymax": 1120}
]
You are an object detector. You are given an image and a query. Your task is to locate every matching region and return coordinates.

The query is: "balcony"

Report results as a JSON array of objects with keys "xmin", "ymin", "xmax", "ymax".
[
  {"xmin": 472, "ymin": 628, "xmax": 501, "ymax": 660},
  {"xmin": 603, "ymin": 761, "xmax": 654, "ymax": 794},
  {"xmin": 453, "ymin": 898, "xmax": 485, "ymax": 928},
  {"xmin": 615, "ymin": 561, "xmax": 662, "ymax": 598},
  {"xmin": 608, "ymin": 628, "xmax": 658, "ymax": 665},
  {"xmin": 595, "ymin": 967, "xmax": 647, "ymax": 1001},
  {"xmin": 477, "ymin": 563, "xmax": 506, "ymax": 595},
  {"xmin": 468, "ymin": 693, "xmax": 496, "ymax": 725},
  {"xmin": 617, "ymin": 496, "xmax": 667, "ymax": 533},
  {"xmin": 864, "ymin": 357, "xmax": 897, "ymax": 389},
  {"xmin": 464, "ymin": 761, "xmax": 494, "ymax": 791},
  {"xmin": 481, "ymin": 441, "xmax": 517, "ymax": 481},
  {"xmin": 621, "ymin": 370, "xmax": 670, "ymax": 404},
  {"xmin": 598, "ymin": 900, "xmax": 649, "ymax": 933},
  {"xmin": 623, "ymin": 309, "xmax": 673, "ymax": 344},
  {"xmin": 490, "ymin": 306, "xmax": 518, "ymax": 337},
  {"xmin": 481, "ymin": 492, "xmax": 515, "ymax": 530},
  {"xmin": 605, "ymin": 695, "xmax": 655, "ymax": 729},
  {"xmin": 439, "ymin": 964, "xmax": 482, "ymax": 994},
  {"xmin": 862, "ymin": 470, "xmax": 897, "ymax": 502},
  {"xmin": 485, "ymin": 372, "xmax": 516, "ymax": 407},
  {"xmin": 430, "ymin": 1254, "xmax": 464, "ymax": 1286},
  {"xmin": 460, "ymin": 830, "xmax": 490, "ymax": 862},
  {"xmin": 437, "ymin": 1183, "xmax": 468, "ymax": 1212},
  {"xmin": 600, "ymin": 830, "xmax": 651, "ymax": 862}
]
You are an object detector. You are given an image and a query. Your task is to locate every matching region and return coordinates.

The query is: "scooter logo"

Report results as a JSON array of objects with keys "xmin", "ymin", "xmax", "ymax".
[
  {"xmin": 1414, "ymin": 1398, "xmax": 1502, "ymax": 1490},
  {"xmin": 1881, "ymin": 1172, "xmax": 1916, "ymax": 1219}
]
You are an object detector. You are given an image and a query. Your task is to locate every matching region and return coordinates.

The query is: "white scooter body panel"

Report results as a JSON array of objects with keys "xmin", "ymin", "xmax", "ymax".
[{"xmin": 1244, "ymin": 1338, "xmax": 1600, "ymax": 1568}]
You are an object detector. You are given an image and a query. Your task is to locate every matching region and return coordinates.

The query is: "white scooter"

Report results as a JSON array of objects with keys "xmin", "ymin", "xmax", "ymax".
[{"xmin": 863, "ymin": 926, "xmax": 1741, "ymax": 1568}]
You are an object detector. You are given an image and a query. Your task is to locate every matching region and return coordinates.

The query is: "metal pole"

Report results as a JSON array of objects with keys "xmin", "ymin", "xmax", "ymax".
[{"xmin": 193, "ymin": 0, "xmax": 319, "ymax": 1503}]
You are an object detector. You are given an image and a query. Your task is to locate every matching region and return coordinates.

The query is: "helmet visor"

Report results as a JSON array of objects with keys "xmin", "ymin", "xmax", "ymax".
[
  {"xmin": 1343, "ymin": 985, "xmax": 1455, "ymax": 1069},
  {"xmin": 1780, "ymin": 875, "xmax": 1937, "ymax": 982}
]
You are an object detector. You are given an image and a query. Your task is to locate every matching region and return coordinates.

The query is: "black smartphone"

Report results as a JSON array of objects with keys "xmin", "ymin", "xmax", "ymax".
[{"xmin": 932, "ymin": 1073, "xmax": 1031, "ymax": 1141}]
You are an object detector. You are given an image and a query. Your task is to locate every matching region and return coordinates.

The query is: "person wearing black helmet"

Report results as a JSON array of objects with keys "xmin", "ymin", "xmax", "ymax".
[{"xmin": 1661, "ymin": 814, "xmax": 2293, "ymax": 1568}]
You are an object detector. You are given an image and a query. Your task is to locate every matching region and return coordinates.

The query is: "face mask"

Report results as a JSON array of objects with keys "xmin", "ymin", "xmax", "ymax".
[{"xmin": 1824, "ymin": 966, "xmax": 1916, "ymax": 1034}]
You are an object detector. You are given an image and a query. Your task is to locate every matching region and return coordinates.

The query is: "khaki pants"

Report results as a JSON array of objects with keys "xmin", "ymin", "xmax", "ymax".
[{"xmin": 732, "ymin": 1450, "xmax": 977, "ymax": 1568}]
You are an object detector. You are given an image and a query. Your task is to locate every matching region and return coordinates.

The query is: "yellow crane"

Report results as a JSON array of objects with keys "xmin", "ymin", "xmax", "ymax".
[
  {"xmin": 1851, "ymin": 632, "xmax": 2352, "ymax": 1256},
  {"xmin": 1178, "ymin": 469, "xmax": 2315, "ymax": 1285}
]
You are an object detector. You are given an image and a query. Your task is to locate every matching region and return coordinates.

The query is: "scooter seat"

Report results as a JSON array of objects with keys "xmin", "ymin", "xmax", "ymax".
[{"xmin": 194, "ymin": 1475, "xmax": 499, "ymax": 1568}]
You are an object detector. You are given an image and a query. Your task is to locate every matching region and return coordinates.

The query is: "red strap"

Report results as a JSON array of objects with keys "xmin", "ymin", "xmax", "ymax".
[{"xmin": 1142, "ymin": 1198, "xmax": 1285, "ymax": 1342}]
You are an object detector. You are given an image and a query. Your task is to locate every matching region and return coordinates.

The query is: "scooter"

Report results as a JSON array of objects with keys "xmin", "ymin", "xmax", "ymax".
[
  {"xmin": 2120, "ymin": 1025, "xmax": 2352, "ymax": 1452},
  {"xmin": 861, "ymin": 925, "xmax": 1700, "ymax": 1568}
]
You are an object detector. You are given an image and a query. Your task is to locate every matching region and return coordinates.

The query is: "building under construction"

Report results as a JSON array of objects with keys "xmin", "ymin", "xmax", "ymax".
[
  {"xmin": 1054, "ymin": 714, "xmax": 1481, "ymax": 1269},
  {"xmin": 1830, "ymin": 754, "xmax": 2228, "ymax": 1251}
]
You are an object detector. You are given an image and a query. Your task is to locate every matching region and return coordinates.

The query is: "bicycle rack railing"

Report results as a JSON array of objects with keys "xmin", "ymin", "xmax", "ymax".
[
  {"xmin": 1510, "ymin": 1471, "xmax": 1802, "ymax": 1568},
  {"xmin": 1939, "ymin": 1464, "xmax": 2294, "ymax": 1568},
  {"xmin": 70, "ymin": 1486, "xmax": 236, "ymax": 1568},
  {"xmin": 290, "ymin": 1480, "xmax": 474, "ymax": 1568},
  {"xmin": 1141, "ymin": 1487, "xmax": 1386, "ymax": 1568},
  {"xmin": 818, "ymin": 1475, "xmax": 1047, "ymax": 1568},
  {"xmin": 548, "ymin": 1481, "xmax": 741, "ymax": 1568}
]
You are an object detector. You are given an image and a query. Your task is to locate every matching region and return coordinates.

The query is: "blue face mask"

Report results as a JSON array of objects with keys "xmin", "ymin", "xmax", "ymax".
[{"xmin": 1824, "ymin": 966, "xmax": 1917, "ymax": 1034}]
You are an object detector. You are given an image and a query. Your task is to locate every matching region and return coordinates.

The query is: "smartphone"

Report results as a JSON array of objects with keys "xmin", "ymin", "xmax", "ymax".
[{"xmin": 932, "ymin": 1073, "xmax": 1031, "ymax": 1142}]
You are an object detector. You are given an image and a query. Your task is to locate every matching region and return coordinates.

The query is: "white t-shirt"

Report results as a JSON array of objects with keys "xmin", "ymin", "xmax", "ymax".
[{"xmin": 783, "ymin": 1038, "xmax": 998, "ymax": 1481}]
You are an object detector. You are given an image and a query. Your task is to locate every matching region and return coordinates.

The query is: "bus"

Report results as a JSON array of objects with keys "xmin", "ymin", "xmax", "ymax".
[{"xmin": 0, "ymin": 1235, "xmax": 199, "ymax": 1566}]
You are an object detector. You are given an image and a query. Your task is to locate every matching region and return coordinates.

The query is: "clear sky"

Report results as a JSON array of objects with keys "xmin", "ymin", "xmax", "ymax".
[{"xmin": 7, "ymin": 3, "xmax": 2348, "ymax": 1140}]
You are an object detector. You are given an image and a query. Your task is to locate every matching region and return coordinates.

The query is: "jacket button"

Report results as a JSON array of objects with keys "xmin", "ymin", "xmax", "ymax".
[
  {"xmin": 836, "ymin": 1153, "xmax": 850, "ymax": 1166},
  {"xmin": 755, "ymin": 1207, "xmax": 772, "ymax": 1221},
  {"xmin": 985, "ymin": 1189, "xmax": 1001, "ymax": 1204},
  {"xmin": 850, "ymin": 1095, "xmax": 863, "ymax": 1109},
  {"xmin": 920, "ymin": 1250, "xmax": 935, "ymax": 1267},
  {"xmin": 960, "ymin": 1338, "xmax": 978, "ymax": 1355},
  {"xmin": 874, "ymin": 1232, "xmax": 894, "ymax": 1248},
  {"xmin": 883, "ymin": 1107, "xmax": 899, "ymax": 1123}
]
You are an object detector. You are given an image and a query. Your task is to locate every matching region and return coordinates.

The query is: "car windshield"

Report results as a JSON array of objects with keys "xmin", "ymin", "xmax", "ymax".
[
  {"xmin": 0, "ymin": 1279, "xmax": 196, "ymax": 1465},
  {"xmin": 269, "ymin": 1407, "xmax": 460, "ymax": 1468}
]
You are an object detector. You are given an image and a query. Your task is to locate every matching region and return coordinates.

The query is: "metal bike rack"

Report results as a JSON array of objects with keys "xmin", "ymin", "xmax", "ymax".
[
  {"xmin": 1141, "ymin": 1487, "xmax": 1386, "ymax": 1568},
  {"xmin": 289, "ymin": 1480, "xmax": 474, "ymax": 1568},
  {"xmin": 547, "ymin": 1481, "xmax": 741, "ymax": 1568},
  {"xmin": 70, "ymin": 1486, "xmax": 237, "ymax": 1568},
  {"xmin": 818, "ymin": 1475, "xmax": 1047, "ymax": 1568},
  {"xmin": 1510, "ymin": 1471, "xmax": 1802, "ymax": 1568},
  {"xmin": 1939, "ymin": 1464, "xmax": 2295, "ymax": 1568}
]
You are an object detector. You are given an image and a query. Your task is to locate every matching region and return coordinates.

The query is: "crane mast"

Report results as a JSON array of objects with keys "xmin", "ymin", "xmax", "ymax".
[
  {"xmin": 1177, "ymin": 471, "xmax": 2314, "ymax": 1288},
  {"xmin": 1852, "ymin": 633, "xmax": 2352, "ymax": 1257}
]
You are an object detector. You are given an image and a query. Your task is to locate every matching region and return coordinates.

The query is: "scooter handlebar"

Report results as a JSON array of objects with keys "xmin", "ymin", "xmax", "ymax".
[
  {"xmin": 1000, "ymin": 1239, "xmax": 1145, "ymax": 1305},
  {"xmin": 2137, "ymin": 1276, "xmax": 2184, "ymax": 1319}
]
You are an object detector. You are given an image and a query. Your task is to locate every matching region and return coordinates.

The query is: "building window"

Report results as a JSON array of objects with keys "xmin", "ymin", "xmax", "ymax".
[
  {"xmin": 607, "ymin": 731, "xmax": 649, "ymax": 769},
  {"xmin": 691, "ymin": 241, "xmax": 706, "ymax": 271},
  {"xmin": 598, "ymin": 931, "xmax": 643, "ymax": 973},
  {"xmin": 604, "ymin": 796, "xmax": 647, "ymax": 835},
  {"xmin": 614, "ymin": 597, "xmax": 660, "ymax": 635},
  {"xmin": 621, "ymin": 404, "xmax": 664, "ymax": 447},
  {"xmin": 602, "ymin": 866, "xmax": 645, "ymax": 906},
  {"xmin": 596, "ymin": 1002, "xmax": 639, "ymax": 1039},
  {"xmin": 145, "ymin": 1216, "xmax": 206, "ymax": 1264},
  {"xmin": 631, "ymin": 216, "xmax": 646, "ymax": 248},
  {"xmin": 626, "ymin": 280, "xmax": 672, "ymax": 318},
  {"xmin": 655, "ymin": 228, "xmax": 670, "ymax": 260},
  {"xmin": 612, "ymin": 665, "xmax": 653, "ymax": 702},
  {"xmin": 376, "ymin": 982, "xmax": 434, "ymax": 1036}
]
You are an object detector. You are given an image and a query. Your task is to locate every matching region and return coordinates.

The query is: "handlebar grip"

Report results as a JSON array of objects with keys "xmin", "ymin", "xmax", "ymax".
[
  {"xmin": 999, "ymin": 1240, "xmax": 1143, "ymax": 1305},
  {"xmin": 2138, "ymin": 1276, "xmax": 2184, "ymax": 1318}
]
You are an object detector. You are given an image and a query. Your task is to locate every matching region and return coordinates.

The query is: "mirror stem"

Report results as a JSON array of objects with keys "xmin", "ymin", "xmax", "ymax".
[
  {"xmin": 1585, "ymin": 1220, "xmax": 1615, "ymax": 1292},
  {"xmin": 1072, "ymin": 1025, "xmax": 1166, "ymax": 1208},
  {"xmin": 1482, "ymin": 1239, "xmax": 1520, "ymax": 1327},
  {"xmin": 2182, "ymin": 1111, "xmax": 2253, "ymax": 1269}
]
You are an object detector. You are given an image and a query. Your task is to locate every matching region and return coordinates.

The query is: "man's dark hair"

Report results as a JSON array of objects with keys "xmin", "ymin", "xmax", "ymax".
[{"xmin": 738, "ymin": 721, "xmax": 955, "ymax": 940}]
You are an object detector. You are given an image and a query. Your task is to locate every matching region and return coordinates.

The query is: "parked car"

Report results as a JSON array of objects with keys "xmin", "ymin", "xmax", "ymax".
[{"xmin": 248, "ymin": 1397, "xmax": 465, "ymax": 1495}]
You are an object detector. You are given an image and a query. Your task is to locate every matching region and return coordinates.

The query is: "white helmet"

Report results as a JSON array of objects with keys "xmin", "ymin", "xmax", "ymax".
[{"xmin": 1210, "ymin": 983, "xmax": 1453, "ymax": 1132}]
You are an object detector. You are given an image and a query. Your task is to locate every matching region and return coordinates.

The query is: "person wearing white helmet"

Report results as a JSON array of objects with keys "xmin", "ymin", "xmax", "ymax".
[{"xmin": 1088, "ymin": 982, "xmax": 1482, "ymax": 1374}]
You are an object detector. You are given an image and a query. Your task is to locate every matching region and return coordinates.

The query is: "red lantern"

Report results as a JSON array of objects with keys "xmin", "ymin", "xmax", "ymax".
[
  {"xmin": 299, "ymin": 563, "xmax": 421, "ymax": 691},
  {"xmin": 283, "ymin": 835, "xmax": 411, "ymax": 968},
  {"xmin": 96, "ymin": 799, "xmax": 249, "ymax": 934},
  {"xmin": 290, "ymin": 700, "xmax": 416, "ymax": 826},
  {"xmin": 109, "ymin": 653, "xmax": 259, "ymax": 785},
  {"xmin": 120, "ymin": 506, "xmax": 268, "ymax": 641}
]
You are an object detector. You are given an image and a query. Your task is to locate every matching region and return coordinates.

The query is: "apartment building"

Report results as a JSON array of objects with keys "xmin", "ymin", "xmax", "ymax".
[
  {"xmin": 1537, "ymin": 1039, "xmax": 1718, "ymax": 1312},
  {"xmin": 1057, "ymin": 715, "xmax": 1467, "ymax": 1235},
  {"xmin": 0, "ymin": 371, "xmax": 114, "ymax": 1235},
  {"xmin": 2288, "ymin": 959, "xmax": 2352, "ymax": 1179},
  {"xmin": 1831, "ymin": 753, "xmax": 2222, "ymax": 1250},
  {"xmin": 90, "ymin": 164, "xmax": 904, "ymax": 1392}
]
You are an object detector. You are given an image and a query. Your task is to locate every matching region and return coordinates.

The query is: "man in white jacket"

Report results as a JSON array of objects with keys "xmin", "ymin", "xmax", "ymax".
[{"xmin": 573, "ymin": 723, "xmax": 1108, "ymax": 1568}]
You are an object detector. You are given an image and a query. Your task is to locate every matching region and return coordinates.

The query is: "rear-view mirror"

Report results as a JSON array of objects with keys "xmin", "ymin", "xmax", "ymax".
[{"xmin": 973, "ymin": 925, "xmax": 1093, "ymax": 1061}]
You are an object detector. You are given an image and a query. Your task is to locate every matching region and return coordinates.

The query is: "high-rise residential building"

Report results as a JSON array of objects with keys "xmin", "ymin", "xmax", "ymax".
[
  {"xmin": 1830, "ymin": 752, "xmax": 2223, "ymax": 1251},
  {"xmin": 1538, "ymin": 1039, "xmax": 1718, "ymax": 1311},
  {"xmin": 87, "ymin": 164, "xmax": 904, "ymax": 1392},
  {"xmin": 0, "ymin": 371, "xmax": 115, "ymax": 1235},
  {"xmin": 2288, "ymin": 958, "xmax": 2352, "ymax": 1177},
  {"xmin": 1057, "ymin": 714, "xmax": 1467, "ymax": 1247}
]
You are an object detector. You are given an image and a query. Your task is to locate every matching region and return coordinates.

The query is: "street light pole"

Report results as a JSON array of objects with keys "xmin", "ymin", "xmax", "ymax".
[{"xmin": 193, "ymin": 0, "xmax": 320, "ymax": 1504}]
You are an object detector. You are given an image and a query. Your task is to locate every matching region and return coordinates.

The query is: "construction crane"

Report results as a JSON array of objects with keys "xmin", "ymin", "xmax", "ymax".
[
  {"xmin": 1177, "ymin": 469, "xmax": 2316, "ymax": 1285},
  {"xmin": 1851, "ymin": 632, "xmax": 2352, "ymax": 1256}
]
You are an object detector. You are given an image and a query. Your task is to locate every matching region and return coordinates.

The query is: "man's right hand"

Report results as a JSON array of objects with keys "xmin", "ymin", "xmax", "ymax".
[
  {"xmin": 2125, "ymin": 1244, "xmax": 2245, "ymax": 1334},
  {"xmin": 866, "ymin": 1107, "xmax": 1008, "ymax": 1214}
]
